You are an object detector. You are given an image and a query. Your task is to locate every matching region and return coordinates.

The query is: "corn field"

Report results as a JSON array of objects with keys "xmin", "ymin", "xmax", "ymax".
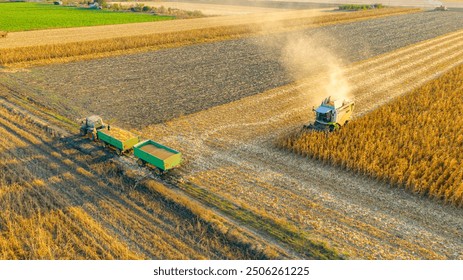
[{"xmin": 280, "ymin": 64, "xmax": 463, "ymax": 207}]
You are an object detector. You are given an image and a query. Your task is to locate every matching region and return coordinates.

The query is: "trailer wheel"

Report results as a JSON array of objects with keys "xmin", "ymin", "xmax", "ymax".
[
  {"xmin": 137, "ymin": 159, "xmax": 145, "ymax": 167},
  {"xmin": 102, "ymin": 142, "xmax": 107, "ymax": 148},
  {"xmin": 154, "ymin": 168, "xmax": 163, "ymax": 176},
  {"xmin": 115, "ymin": 149, "xmax": 122, "ymax": 156}
]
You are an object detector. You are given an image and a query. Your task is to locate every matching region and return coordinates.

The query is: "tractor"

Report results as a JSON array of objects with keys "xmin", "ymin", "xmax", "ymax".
[{"xmin": 80, "ymin": 115, "xmax": 105, "ymax": 140}]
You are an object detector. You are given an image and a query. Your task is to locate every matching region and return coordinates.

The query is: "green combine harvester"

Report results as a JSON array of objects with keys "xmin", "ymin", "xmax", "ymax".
[{"xmin": 304, "ymin": 96, "xmax": 355, "ymax": 132}]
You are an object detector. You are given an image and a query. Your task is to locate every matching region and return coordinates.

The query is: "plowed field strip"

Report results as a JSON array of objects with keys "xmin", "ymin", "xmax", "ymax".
[
  {"xmin": 0, "ymin": 8, "xmax": 415, "ymax": 49},
  {"xmin": 140, "ymin": 29, "xmax": 463, "ymax": 259},
  {"xmin": 0, "ymin": 8, "xmax": 419, "ymax": 67}
]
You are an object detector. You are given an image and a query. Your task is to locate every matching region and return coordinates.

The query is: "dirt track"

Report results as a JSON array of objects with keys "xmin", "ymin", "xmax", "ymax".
[
  {"xmin": 138, "ymin": 28, "xmax": 463, "ymax": 259},
  {"xmin": 8, "ymin": 11, "xmax": 463, "ymax": 128}
]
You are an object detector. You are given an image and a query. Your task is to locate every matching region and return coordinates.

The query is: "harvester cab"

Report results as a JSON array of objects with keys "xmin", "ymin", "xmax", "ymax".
[
  {"xmin": 304, "ymin": 96, "xmax": 354, "ymax": 132},
  {"xmin": 80, "ymin": 115, "xmax": 105, "ymax": 140}
]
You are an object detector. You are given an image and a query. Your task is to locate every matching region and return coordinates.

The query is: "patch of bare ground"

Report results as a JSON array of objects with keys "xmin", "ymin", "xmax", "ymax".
[
  {"xmin": 137, "ymin": 29, "xmax": 463, "ymax": 259},
  {"xmin": 0, "ymin": 104, "xmax": 287, "ymax": 259}
]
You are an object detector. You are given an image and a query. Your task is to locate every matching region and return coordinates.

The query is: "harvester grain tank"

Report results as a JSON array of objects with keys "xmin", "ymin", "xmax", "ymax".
[{"xmin": 304, "ymin": 96, "xmax": 354, "ymax": 131}]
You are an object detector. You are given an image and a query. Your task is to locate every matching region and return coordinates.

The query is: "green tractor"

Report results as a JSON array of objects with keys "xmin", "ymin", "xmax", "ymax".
[
  {"xmin": 304, "ymin": 96, "xmax": 354, "ymax": 132},
  {"xmin": 80, "ymin": 115, "xmax": 105, "ymax": 140}
]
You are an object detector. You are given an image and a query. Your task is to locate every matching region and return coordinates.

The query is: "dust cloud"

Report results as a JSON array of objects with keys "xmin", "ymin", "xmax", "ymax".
[
  {"xmin": 279, "ymin": 33, "xmax": 351, "ymax": 103},
  {"xmin": 427, "ymin": 0, "xmax": 443, "ymax": 6},
  {"xmin": 249, "ymin": 7, "xmax": 352, "ymax": 105}
]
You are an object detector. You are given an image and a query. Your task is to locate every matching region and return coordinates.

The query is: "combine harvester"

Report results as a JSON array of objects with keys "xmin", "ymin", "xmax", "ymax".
[
  {"xmin": 434, "ymin": 5, "xmax": 448, "ymax": 11},
  {"xmin": 304, "ymin": 96, "xmax": 354, "ymax": 132},
  {"xmin": 80, "ymin": 115, "xmax": 182, "ymax": 174}
]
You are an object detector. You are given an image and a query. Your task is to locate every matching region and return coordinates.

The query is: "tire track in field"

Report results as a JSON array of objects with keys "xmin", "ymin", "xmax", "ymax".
[
  {"xmin": 141, "ymin": 29, "xmax": 463, "ymax": 259},
  {"xmin": 0, "ymin": 107, "xmax": 269, "ymax": 259}
]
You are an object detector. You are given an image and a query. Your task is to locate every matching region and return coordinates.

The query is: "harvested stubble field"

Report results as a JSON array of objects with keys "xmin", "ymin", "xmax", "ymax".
[
  {"xmin": 0, "ymin": 105, "xmax": 287, "ymax": 259},
  {"xmin": 0, "ymin": 7, "xmax": 419, "ymax": 67},
  {"xmin": 136, "ymin": 28, "xmax": 463, "ymax": 259},
  {"xmin": 7, "ymin": 11, "xmax": 463, "ymax": 128},
  {"xmin": 4, "ymin": 12, "xmax": 463, "ymax": 258}
]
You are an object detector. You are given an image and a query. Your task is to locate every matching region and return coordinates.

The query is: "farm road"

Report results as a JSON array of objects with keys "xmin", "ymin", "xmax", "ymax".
[{"xmin": 8, "ymin": 11, "xmax": 463, "ymax": 128}]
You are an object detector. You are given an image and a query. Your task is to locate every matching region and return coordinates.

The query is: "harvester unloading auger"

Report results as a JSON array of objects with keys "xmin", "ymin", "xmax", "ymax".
[{"xmin": 304, "ymin": 96, "xmax": 354, "ymax": 132}]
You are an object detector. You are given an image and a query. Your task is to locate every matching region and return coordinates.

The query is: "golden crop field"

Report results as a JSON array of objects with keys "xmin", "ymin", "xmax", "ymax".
[
  {"xmin": 281, "ymin": 64, "xmax": 463, "ymax": 207},
  {"xmin": 2, "ymin": 3, "xmax": 463, "ymax": 261},
  {"xmin": 0, "ymin": 7, "xmax": 418, "ymax": 67}
]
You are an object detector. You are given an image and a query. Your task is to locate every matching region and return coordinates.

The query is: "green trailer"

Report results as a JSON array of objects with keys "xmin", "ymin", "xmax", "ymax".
[
  {"xmin": 97, "ymin": 126, "xmax": 140, "ymax": 155},
  {"xmin": 134, "ymin": 139, "xmax": 182, "ymax": 173}
]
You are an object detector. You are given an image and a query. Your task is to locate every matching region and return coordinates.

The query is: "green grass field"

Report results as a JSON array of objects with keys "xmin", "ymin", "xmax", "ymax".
[{"xmin": 0, "ymin": 2, "xmax": 173, "ymax": 32}]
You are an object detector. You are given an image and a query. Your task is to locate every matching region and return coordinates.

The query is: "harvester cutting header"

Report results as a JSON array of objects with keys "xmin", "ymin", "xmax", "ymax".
[{"xmin": 304, "ymin": 96, "xmax": 354, "ymax": 132}]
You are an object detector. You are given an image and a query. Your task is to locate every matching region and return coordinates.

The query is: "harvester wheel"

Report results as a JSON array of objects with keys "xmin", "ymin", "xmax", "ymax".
[{"xmin": 329, "ymin": 125, "xmax": 335, "ymax": 132}]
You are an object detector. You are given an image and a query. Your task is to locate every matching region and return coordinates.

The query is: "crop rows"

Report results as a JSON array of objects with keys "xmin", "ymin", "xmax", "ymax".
[
  {"xmin": 0, "ymin": 7, "xmax": 418, "ymax": 67},
  {"xmin": 281, "ymin": 64, "xmax": 463, "ymax": 207}
]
